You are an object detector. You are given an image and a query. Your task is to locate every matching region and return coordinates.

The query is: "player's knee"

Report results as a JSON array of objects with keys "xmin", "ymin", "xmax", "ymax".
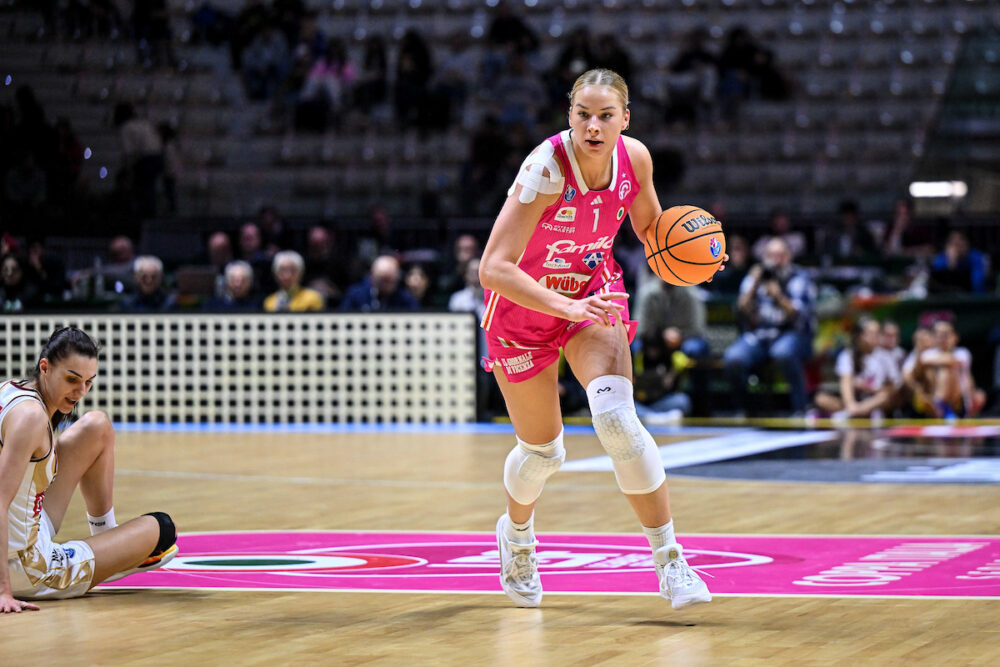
[
  {"xmin": 143, "ymin": 511, "xmax": 177, "ymax": 557},
  {"xmin": 503, "ymin": 429, "xmax": 565, "ymax": 505},
  {"xmin": 78, "ymin": 410, "xmax": 114, "ymax": 441},
  {"xmin": 587, "ymin": 375, "xmax": 666, "ymax": 494}
]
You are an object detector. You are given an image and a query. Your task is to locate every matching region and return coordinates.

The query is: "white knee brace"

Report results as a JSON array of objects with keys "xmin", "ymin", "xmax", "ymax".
[
  {"xmin": 587, "ymin": 375, "xmax": 666, "ymax": 495},
  {"xmin": 503, "ymin": 429, "xmax": 566, "ymax": 505}
]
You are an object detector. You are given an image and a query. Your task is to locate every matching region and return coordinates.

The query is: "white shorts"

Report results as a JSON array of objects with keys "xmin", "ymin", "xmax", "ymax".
[{"xmin": 9, "ymin": 510, "xmax": 96, "ymax": 600}]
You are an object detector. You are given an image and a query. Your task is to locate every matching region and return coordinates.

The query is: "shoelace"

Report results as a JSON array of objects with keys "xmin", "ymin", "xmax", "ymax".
[
  {"xmin": 664, "ymin": 558, "xmax": 714, "ymax": 589},
  {"xmin": 506, "ymin": 546, "xmax": 539, "ymax": 586}
]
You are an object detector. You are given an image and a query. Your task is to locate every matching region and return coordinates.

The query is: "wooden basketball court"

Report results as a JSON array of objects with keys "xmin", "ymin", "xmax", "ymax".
[{"xmin": 2, "ymin": 426, "xmax": 999, "ymax": 664}]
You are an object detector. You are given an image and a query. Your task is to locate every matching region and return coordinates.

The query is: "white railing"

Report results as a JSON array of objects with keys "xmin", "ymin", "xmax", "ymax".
[{"xmin": 0, "ymin": 313, "xmax": 478, "ymax": 423}]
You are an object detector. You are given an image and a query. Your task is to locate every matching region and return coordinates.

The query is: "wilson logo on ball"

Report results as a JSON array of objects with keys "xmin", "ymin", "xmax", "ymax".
[{"xmin": 680, "ymin": 214, "xmax": 720, "ymax": 233}]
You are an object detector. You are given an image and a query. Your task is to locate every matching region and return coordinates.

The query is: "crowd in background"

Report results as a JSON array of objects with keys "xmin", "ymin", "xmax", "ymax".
[{"xmin": 1, "ymin": 1, "xmax": 998, "ymax": 419}]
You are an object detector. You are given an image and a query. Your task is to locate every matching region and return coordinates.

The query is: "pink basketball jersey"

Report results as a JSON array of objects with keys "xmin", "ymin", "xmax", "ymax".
[{"xmin": 482, "ymin": 130, "xmax": 639, "ymax": 343}]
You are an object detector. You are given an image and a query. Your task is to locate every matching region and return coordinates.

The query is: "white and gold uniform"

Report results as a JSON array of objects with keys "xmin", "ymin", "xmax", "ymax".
[{"xmin": 2, "ymin": 380, "xmax": 96, "ymax": 599}]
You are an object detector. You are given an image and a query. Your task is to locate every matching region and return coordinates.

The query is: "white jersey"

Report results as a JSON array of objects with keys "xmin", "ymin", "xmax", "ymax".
[{"xmin": 0, "ymin": 379, "xmax": 55, "ymax": 556}]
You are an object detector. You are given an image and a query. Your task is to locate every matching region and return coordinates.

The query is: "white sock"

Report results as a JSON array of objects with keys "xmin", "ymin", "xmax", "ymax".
[
  {"xmin": 504, "ymin": 513, "xmax": 535, "ymax": 545},
  {"xmin": 88, "ymin": 508, "xmax": 117, "ymax": 536},
  {"xmin": 643, "ymin": 519, "xmax": 676, "ymax": 554}
]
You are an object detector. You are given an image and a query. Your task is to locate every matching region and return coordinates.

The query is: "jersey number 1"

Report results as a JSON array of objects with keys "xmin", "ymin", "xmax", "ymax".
[{"xmin": 592, "ymin": 208, "xmax": 600, "ymax": 233}]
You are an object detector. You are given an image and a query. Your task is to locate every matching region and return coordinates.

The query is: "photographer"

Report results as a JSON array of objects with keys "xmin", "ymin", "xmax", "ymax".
[{"xmin": 723, "ymin": 238, "xmax": 816, "ymax": 416}]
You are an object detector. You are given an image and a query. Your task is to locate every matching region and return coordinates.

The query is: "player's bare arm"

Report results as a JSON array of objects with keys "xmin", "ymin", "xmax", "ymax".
[
  {"xmin": 0, "ymin": 403, "xmax": 49, "ymax": 613},
  {"xmin": 623, "ymin": 137, "xmax": 661, "ymax": 238}
]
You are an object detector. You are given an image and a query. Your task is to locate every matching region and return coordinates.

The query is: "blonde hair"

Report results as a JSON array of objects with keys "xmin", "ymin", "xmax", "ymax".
[{"xmin": 568, "ymin": 68, "xmax": 629, "ymax": 109}]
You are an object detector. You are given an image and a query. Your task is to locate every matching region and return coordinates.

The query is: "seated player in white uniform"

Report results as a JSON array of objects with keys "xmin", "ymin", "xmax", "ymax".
[{"xmin": 1, "ymin": 326, "xmax": 177, "ymax": 613}]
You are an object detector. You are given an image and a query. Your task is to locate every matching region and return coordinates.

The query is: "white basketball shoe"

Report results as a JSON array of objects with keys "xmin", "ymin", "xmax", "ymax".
[
  {"xmin": 655, "ymin": 543, "xmax": 712, "ymax": 610},
  {"xmin": 496, "ymin": 514, "xmax": 542, "ymax": 607}
]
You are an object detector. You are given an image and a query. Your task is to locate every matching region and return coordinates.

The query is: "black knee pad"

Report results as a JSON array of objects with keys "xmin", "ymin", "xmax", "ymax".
[{"xmin": 143, "ymin": 511, "xmax": 176, "ymax": 556}]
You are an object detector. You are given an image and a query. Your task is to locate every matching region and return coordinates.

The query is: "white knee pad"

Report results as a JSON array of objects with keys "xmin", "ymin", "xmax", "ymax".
[
  {"xmin": 587, "ymin": 375, "xmax": 666, "ymax": 495},
  {"xmin": 503, "ymin": 429, "xmax": 566, "ymax": 505}
]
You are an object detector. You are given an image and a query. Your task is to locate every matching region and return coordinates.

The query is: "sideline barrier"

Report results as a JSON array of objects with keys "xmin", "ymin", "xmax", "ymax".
[{"xmin": 0, "ymin": 314, "xmax": 478, "ymax": 423}]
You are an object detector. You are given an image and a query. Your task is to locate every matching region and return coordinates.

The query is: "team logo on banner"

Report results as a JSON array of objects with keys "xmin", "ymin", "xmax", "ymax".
[{"xmin": 99, "ymin": 531, "xmax": 1000, "ymax": 599}]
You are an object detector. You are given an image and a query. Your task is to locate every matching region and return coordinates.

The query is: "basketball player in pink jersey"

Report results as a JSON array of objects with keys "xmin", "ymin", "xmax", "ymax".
[
  {"xmin": 1, "ymin": 327, "xmax": 177, "ymax": 612},
  {"xmin": 480, "ymin": 69, "xmax": 724, "ymax": 610}
]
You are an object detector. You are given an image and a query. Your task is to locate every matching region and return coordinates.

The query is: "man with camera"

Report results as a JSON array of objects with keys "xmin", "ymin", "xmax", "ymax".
[{"xmin": 722, "ymin": 237, "xmax": 816, "ymax": 416}]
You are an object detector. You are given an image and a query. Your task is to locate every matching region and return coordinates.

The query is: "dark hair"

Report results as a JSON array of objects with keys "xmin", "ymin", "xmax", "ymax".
[
  {"xmin": 850, "ymin": 317, "xmax": 877, "ymax": 376},
  {"xmin": 28, "ymin": 326, "xmax": 101, "ymax": 427}
]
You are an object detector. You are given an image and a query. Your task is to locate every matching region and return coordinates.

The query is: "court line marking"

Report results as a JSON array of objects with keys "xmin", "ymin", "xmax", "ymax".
[
  {"xmin": 563, "ymin": 429, "xmax": 838, "ymax": 472},
  {"xmin": 111, "ymin": 422, "xmax": 743, "ymax": 436},
  {"xmin": 167, "ymin": 529, "xmax": 1000, "ymax": 539},
  {"xmin": 93, "ymin": 586, "xmax": 999, "ymax": 601},
  {"xmin": 115, "ymin": 468, "xmax": 624, "ymax": 491}
]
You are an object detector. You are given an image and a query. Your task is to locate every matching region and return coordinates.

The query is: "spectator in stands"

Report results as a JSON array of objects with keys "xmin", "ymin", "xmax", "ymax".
[
  {"xmin": 724, "ymin": 237, "xmax": 815, "ymax": 415},
  {"xmin": 354, "ymin": 35, "xmax": 388, "ymax": 114},
  {"xmin": 918, "ymin": 320, "xmax": 986, "ymax": 418},
  {"xmin": 264, "ymin": 250, "xmax": 324, "ymax": 313},
  {"xmin": 666, "ymin": 27, "xmax": 718, "ymax": 127},
  {"xmin": 636, "ymin": 282, "xmax": 710, "ymax": 363},
  {"xmin": 592, "ymin": 34, "xmax": 633, "ymax": 90},
  {"xmin": 494, "ymin": 54, "xmax": 547, "ymax": 134},
  {"xmin": 394, "ymin": 29, "xmax": 433, "ymax": 130},
  {"xmin": 880, "ymin": 320, "xmax": 906, "ymax": 370},
  {"xmin": 230, "ymin": 0, "xmax": 270, "ymax": 70},
  {"xmin": 883, "ymin": 198, "xmax": 933, "ymax": 256},
  {"xmin": 204, "ymin": 260, "xmax": 259, "ymax": 313},
  {"xmin": 113, "ymin": 102, "xmax": 164, "ymax": 219},
  {"xmin": 25, "ymin": 238, "xmax": 68, "ymax": 304},
  {"xmin": 448, "ymin": 257, "xmax": 485, "ymax": 320},
  {"xmin": 297, "ymin": 38, "xmax": 356, "ymax": 132},
  {"xmin": 902, "ymin": 325, "xmax": 936, "ymax": 417},
  {"xmin": 930, "ymin": 230, "xmax": 989, "ymax": 294},
  {"xmin": 432, "ymin": 35, "xmax": 478, "ymax": 125},
  {"xmin": 242, "ymin": 24, "xmax": 290, "ymax": 100},
  {"xmin": 303, "ymin": 225, "xmax": 349, "ymax": 307},
  {"xmin": 404, "ymin": 264, "xmax": 434, "ymax": 309},
  {"xmin": 813, "ymin": 317, "xmax": 900, "ymax": 420},
  {"xmin": 438, "ymin": 234, "xmax": 482, "ymax": 298},
  {"xmin": 632, "ymin": 329, "xmax": 693, "ymax": 424},
  {"xmin": 636, "ymin": 280, "xmax": 710, "ymax": 416},
  {"xmin": 818, "ymin": 200, "xmax": 879, "ymax": 263},
  {"xmin": 706, "ymin": 233, "xmax": 749, "ymax": 297},
  {"xmin": 0, "ymin": 254, "xmax": 39, "ymax": 313},
  {"xmin": 483, "ymin": 1, "xmax": 538, "ymax": 87},
  {"xmin": 550, "ymin": 27, "xmax": 593, "ymax": 105},
  {"xmin": 121, "ymin": 255, "xmax": 176, "ymax": 313},
  {"xmin": 205, "ymin": 231, "xmax": 234, "ymax": 297},
  {"xmin": 238, "ymin": 222, "xmax": 274, "ymax": 292},
  {"xmin": 752, "ymin": 208, "xmax": 806, "ymax": 260},
  {"xmin": 465, "ymin": 114, "xmax": 510, "ymax": 214},
  {"xmin": 340, "ymin": 255, "xmax": 419, "ymax": 313}
]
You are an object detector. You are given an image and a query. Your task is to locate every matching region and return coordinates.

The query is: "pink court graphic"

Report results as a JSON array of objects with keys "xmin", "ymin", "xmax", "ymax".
[{"xmin": 99, "ymin": 531, "xmax": 1000, "ymax": 599}]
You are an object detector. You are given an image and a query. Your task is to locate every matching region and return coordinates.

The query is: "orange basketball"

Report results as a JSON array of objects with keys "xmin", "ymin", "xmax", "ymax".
[{"xmin": 644, "ymin": 206, "xmax": 726, "ymax": 286}]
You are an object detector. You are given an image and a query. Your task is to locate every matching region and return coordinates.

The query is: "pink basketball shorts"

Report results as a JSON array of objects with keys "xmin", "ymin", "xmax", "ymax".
[{"xmin": 483, "ymin": 285, "xmax": 636, "ymax": 384}]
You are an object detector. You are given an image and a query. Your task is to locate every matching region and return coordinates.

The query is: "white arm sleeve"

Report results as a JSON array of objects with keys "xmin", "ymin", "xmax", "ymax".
[{"xmin": 507, "ymin": 142, "xmax": 565, "ymax": 204}]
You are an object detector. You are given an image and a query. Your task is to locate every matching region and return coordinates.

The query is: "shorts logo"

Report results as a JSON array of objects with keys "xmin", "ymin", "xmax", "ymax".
[
  {"xmin": 617, "ymin": 206, "xmax": 625, "ymax": 221},
  {"xmin": 540, "ymin": 272, "xmax": 591, "ymax": 296},
  {"xmin": 618, "ymin": 179, "xmax": 632, "ymax": 200},
  {"xmin": 555, "ymin": 207, "xmax": 576, "ymax": 222},
  {"xmin": 709, "ymin": 237, "xmax": 722, "ymax": 258},
  {"xmin": 543, "ymin": 257, "xmax": 573, "ymax": 270},
  {"xmin": 501, "ymin": 352, "xmax": 535, "ymax": 375},
  {"xmin": 564, "ymin": 186, "xmax": 576, "ymax": 202},
  {"xmin": 582, "ymin": 252, "xmax": 604, "ymax": 270}
]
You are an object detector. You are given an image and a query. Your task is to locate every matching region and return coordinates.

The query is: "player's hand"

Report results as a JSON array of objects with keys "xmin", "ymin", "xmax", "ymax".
[
  {"xmin": 565, "ymin": 292, "xmax": 628, "ymax": 327},
  {"xmin": 705, "ymin": 254, "xmax": 729, "ymax": 283},
  {"xmin": 0, "ymin": 592, "xmax": 40, "ymax": 613}
]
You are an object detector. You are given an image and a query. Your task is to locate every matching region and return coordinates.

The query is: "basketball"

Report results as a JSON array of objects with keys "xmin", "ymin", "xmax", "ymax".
[{"xmin": 644, "ymin": 206, "xmax": 726, "ymax": 286}]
